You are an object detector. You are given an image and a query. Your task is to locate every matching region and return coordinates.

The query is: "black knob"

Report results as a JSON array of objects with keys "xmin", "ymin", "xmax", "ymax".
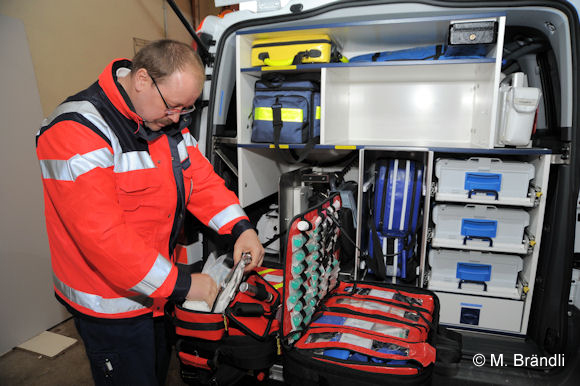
[{"xmin": 290, "ymin": 3, "xmax": 303, "ymax": 14}]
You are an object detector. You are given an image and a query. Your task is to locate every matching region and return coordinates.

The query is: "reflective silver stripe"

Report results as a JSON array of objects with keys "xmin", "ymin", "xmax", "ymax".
[
  {"xmin": 39, "ymin": 101, "xmax": 156, "ymax": 173},
  {"xmin": 53, "ymin": 274, "xmax": 152, "ymax": 314},
  {"xmin": 177, "ymin": 140, "xmax": 189, "ymax": 163},
  {"xmin": 399, "ymin": 161, "xmax": 411, "ymax": 231},
  {"xmin": 41, "ymin": 101, "xmax": 115, "ymax": 146},
  {"xmin": 39, "ymin": 148, "xmax": 114, "ymax": 181},
  {"xmin": 178, "ymin": 132, "xmax": 197, "ymax": 163},
  {"xmin": 130, "ymin": 253, "xmax": 174, "ymax": 296},
  {"xmin": 39, "ymin": 150, "xmax": 154, "ymax": 180},
  {"xmin": 182, "ymin": 131, "xmax": 198, "ymax": 147},
  {"xmin": 388, "ymin": 159, "xmax": 398, "ymax": 230},
  {"xmin": 208, "ymin": 204, "xmax": 246, "ymax": 232},
  {"xmin": 117, "ymin": 151, "xmax": 156, "ymax": 173}
]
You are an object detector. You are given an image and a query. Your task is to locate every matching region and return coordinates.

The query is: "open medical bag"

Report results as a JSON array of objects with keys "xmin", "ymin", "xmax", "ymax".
[
  {"xmin": 171, "ymin": 271, "xmax": 281, "ymax": 385},
  {"xmin": 367, "ymin": 159, "xmax": 424, "ymax": 281},
  {"xmin": 280, "ymin": 194, "xmax": 461, "ymax": 386}
]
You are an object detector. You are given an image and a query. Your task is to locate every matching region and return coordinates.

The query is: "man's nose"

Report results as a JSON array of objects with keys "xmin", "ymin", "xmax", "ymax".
[{"xmin": 168, "ymin": 113, "xmax": 180, "ymax": 123}]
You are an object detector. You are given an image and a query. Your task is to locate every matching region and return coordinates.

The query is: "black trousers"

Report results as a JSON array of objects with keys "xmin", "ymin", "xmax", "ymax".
[{"xmin": 74, "ymin": 315, "xmax": 173, "ymax": 386}]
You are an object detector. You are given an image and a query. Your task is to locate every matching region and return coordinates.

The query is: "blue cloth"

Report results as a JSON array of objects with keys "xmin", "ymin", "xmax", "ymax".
[
  {"xmin": 314, "ymin": 315, "xmax": 346, "ymax": 325},
  {"xmin": 349, "ymin": 44, "xmax": 488, "ymax": 63}
]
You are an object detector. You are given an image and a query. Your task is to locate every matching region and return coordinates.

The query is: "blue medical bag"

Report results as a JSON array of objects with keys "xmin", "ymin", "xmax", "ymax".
[{"xmin": 251, "ymin": 74, "xmax": 320, "ymax": 144}]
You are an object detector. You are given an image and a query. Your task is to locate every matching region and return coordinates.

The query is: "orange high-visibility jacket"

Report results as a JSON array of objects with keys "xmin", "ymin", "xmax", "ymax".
[{"xmin": 36, "ymin": 59, "xmax": 250, "ymax": 319}]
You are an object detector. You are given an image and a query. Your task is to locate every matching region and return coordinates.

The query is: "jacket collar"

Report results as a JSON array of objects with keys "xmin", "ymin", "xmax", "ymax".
[
  {"xmin": 98, "ymin": 59, "xmax": 190, "ymax": 141},
  {"xmin": 98, "ymin": 59, "xmax": 142, "ymax": 123}
]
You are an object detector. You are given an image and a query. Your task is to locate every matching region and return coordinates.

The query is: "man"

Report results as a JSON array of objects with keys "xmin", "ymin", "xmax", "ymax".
[{"xmin": 36, "ymin": 39, "xmax": 264, "ymax": 385}]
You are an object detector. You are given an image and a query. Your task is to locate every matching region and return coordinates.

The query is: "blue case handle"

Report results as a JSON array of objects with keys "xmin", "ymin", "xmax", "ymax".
[
  {"xmin": 456, "ymin": 262, "xmax": 491, "ymax": 291},
  {"xmin": 461, "ymin": 218, "xmax": 497, "ymax": 238},
  {"xmin": 464, "ymin": 173, "xmax": 501, "ymax": 199},
  {"xmin": 456, "ymin": 262, "xmax": 492, "ymax": 281},
  {"xmin": 461, "ymin": 217, "xmax": 496, "ymax": 247}
]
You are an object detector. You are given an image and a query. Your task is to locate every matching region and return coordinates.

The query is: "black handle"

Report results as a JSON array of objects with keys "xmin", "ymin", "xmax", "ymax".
[
  {"xmin": 458, "ymin": 279, "xmax": 488, "ymax": 292},
  {"xmin": 291, "ymin": 49, "xmax": 321, "ymax": 65},
  {"xmin": 468, "ymin": 189, "xmax": 499, "ymax": 200},
  {"xmin": 272, "ymin": 98, "xmax": 283, "ymax": 146},
  {"xmin": 230, "ymin": 302, "xmax": 265, "ymax": 317},
  {"xmin": 463, "ymin": 235, "xmax": 493, "ymax": 247},
  {"xmin": 239, "ymin": 282, "xmax": 274, "ymax": 303}
]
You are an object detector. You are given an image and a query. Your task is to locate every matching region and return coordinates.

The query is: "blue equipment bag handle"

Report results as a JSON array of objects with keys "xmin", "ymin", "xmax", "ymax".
[{"xmin": 464, "ymin": 172, "xmax": 501, "ymax": 199}]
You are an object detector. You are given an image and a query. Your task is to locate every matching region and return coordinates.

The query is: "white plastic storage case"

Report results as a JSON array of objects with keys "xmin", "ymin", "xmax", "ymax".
[
  {"xmin": 431, "ymin": 204, "xmax": 530, "ymax": 254},
  {"xmin": 435, "ymin": 292, "xmax": 524, "ymax": 333},
  {"xmin": 435, "ymin": 158, "xmax": 535, "ymax": 205},
  {"xmin": 428, "ymin": 249, "xmax": 523, "ymax": 299}
]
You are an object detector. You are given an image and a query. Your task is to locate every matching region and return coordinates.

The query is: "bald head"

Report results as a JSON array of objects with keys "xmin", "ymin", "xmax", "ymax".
[
  {"xmin": 132, "ymin": 39, "xmax": 204, "ymax": 88},
  {"xmin": 119, "ymin": 39, "xmax": 205, "ymax": 131}
]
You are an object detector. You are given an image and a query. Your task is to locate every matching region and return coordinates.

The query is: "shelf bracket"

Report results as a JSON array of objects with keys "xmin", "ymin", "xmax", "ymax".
[{"xmin": 214, "ymin": 148, "xmax": 238, "ymax": 177}]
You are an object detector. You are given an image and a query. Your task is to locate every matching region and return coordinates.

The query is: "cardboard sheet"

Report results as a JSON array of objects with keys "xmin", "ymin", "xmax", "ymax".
[{"xmin": 17, "ymin": 331, "xmax": 77, "ymax": 357}]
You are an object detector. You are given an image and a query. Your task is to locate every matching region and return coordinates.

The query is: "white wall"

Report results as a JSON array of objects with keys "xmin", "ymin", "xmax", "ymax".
[
  {"xmin": 0, "ymin": 0, "xmax": 194, "ymax": 115},
  {"xmin": 0, "ymin": 0, "xmax": 194, "ymax": 355},
  {"xmin": 0, "ymin": 14, "xmax": 69, "ymax": 356}
]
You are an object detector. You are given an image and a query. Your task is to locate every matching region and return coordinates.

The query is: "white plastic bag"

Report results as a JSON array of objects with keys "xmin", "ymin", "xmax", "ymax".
[{"xmin": 181, "ymin": 253, "xmax": 231, "ymax": 311}]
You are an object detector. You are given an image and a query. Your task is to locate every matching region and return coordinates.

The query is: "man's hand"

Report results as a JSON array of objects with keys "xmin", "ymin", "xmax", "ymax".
[
  {"xmin": 186, "ymin": 273, "xmax": 218, "ymax": 308},
  {"xmin": 233, "ymin": 229, "xmax": 264, "ymax": 272}
]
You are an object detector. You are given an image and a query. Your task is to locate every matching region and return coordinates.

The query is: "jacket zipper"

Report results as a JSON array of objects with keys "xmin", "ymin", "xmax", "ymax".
[
  {"xmin": 303, "ymin": 350, "xmax": 423, "ymax": 370},
  {"xmin": 257, "ymin": 86, "xmax": 318, "ymax": 92},
  {"xmin": 167, "ymin": 134, "xmax": 187, "ymax": 257},
  {"xmin": 320, "ymin": 306, "xmax": 428, "ymax": 334},
  {"xmin": 328, "ymin": 294, "xmax": 431, "ymax": 315}
]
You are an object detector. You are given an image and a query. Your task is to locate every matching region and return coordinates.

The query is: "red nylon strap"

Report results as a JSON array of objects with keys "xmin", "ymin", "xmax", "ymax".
[{"xmin": 178, "ymin": 352, "xmax": 212, "ymax": 370}]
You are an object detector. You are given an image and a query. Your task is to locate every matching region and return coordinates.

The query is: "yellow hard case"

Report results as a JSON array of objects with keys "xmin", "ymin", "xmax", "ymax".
[{"xmin": 251, "ymin": 34, "xmax": 333, "ymax": 67}]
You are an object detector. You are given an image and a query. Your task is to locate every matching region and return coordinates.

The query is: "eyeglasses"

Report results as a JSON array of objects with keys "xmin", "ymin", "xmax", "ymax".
[{"xmin": 150, "ymin": 75, "xmax": 196, "ymax": 116}]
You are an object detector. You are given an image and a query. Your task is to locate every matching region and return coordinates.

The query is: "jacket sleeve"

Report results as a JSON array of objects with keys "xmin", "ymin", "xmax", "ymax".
[
  {"xmin": 37, "ymin": 120, "xmax": 180, "ymax": 299},
  {"xmin": 182, "ymin": 132, "xmax": 249, "ymax": 235}
]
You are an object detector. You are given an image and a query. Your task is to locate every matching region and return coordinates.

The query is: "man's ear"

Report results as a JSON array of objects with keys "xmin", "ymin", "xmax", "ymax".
[{"xmin": 134, "ymin": 68, "xmax": 150, "ymax": 92}]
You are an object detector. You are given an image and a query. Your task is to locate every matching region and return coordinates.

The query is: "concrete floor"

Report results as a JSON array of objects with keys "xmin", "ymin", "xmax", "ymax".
[{"xmin": 0, "ymin": 317, "xmax": 187, "ymax": 386}]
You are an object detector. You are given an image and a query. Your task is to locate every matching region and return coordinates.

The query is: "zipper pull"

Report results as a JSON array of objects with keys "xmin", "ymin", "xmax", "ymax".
[
  {"xmin": 103, "ymin": 358, "xmax": 113, "ymax": 377},
  {"xmin": 186, "ymin": 177, "xmax": 193, "ymax": 206}
]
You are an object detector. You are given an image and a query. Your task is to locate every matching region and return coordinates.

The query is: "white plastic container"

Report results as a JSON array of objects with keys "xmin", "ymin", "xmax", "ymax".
[
  {"xmin": 432, "ymin": 204, "xmax": 530, "ymax": 254},
  {"xmin": 496, "ymin": 72, "xmax": 542, "ymax": 147},
  {"xmin": 428, "ymin": 249, "xmax": 523, "ymax": 299},
  {"xmin": 435, "ymin": 157, "xmax": 535, "ymax": 205},
  {"xmin": 435, "ymin": 291, "xmax": 524, "ymax": 333}
]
